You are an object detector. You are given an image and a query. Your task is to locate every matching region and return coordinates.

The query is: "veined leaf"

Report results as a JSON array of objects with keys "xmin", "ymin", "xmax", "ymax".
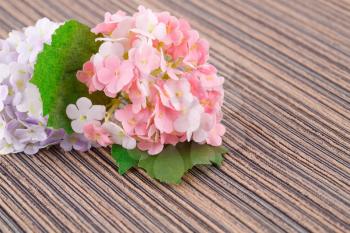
[
  {"xmin": 111, "ymin": 142, "xmax": 228, "ymax": 184},
  {"xmin": 31, "ymin": 20, "xmax": 108, "ymax": 133}
]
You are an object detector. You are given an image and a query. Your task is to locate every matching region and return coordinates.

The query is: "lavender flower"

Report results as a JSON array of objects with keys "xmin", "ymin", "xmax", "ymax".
[
  {"xmin": 0, "ymin": 85, "xmax": 8, "ymax": 111},
  {"xmin": 0, "ymin": 18, "xmax": 88, "ymax": 155},
  {"xmin": 60, "ymin": 133, "xmax": 91, "ymax": 152}
]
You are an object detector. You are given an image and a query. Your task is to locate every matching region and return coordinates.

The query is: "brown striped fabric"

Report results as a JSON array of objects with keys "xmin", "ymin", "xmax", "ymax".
[{"xmin": 0, "ymin": 0, "xmax": 350, "ymax": 232}]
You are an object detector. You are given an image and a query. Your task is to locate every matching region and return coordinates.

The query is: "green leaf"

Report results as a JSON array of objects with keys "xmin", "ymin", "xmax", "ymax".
[
  {"xmin": 31, "ymin": 20, "xmax": 108, "ymax": 134},
  {"xmin": 110, "ymin": 142, "xmax": 228, "ymax": 184},
  {"xmin": 139, "ymin": 146, "xmax": 185, "ymax": 184},
  {"xmin": 111, "ymin": 145, "xmax": 147, "ymax": 175}
]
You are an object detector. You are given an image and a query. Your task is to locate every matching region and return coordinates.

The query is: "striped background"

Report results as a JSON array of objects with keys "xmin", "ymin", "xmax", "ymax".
[{"xmin": 0, "ymin": 0, "xmax": 349, "ymax": 232}]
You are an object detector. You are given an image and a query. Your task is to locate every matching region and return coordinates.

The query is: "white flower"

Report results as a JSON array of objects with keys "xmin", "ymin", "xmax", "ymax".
[
  {"xmin": 92, "ymin": 42, "xmax": 125, "ymax": 68},
  {"xmin": 164, "ymin": 78, "xmax": 193, "ymax": 110},
  {"xmin": 99, "ymin": 42, "xmax": 124, "ymax": 58},
  {"xmin": 60, "ymin": 133, "xmax": 91, "ymax": 152},
  {"xmin": 17, "ymin": 18, "xmax": 59, "ymax": 67},
  {"xmin": 16, "ymin": 83, "xmax": 43, "ymax": 117},
  {"xmin": 0, "ymin": 115, "xmax": 5, "ymax": 140},
  {"xmin": 0, "ymin": 39, "xmax": 10, "ymax": 57},
  {"xmin": 9, "ymin": 63, "xmax": 31, "ymax": 92},
  {"xmin": 174, "ymin": 99, "xmax": 204, "ymax": 141},
  {"xmin": 0, "ymin": 137, "xmax": 15, "ymax": 155},
  {"xmin": 0, "ymin": 40, "xmax": 17, "ymax": 64},
  {"xmin": 0, "ymin": 85, "xmax": 8, "ymax": 112},
  {"xmin": 0, "ymin": 127, "xmax": 24, "ymax": 155},
  {"xmin": 5, "ymin": 83, "xmax": 22, "ymax": 106},
  {"xmin": 0, "ymin": 64, "xmax": 10, "ymax": 83},
  {"xmin": 6, "ymin": 30, "xmax": 25, "ymax": 49},
  {"xmin": 110, "ymin": 18, "xmax": 134, "ymax": 49},
  {"xmin": 66, "ymin": 97, "xmax": 106, "ymax": 133},
  {"xmin": 14, "ymin": 125, "xmax": 47, "ymax": 143},
  {"xmin": 102, "ymin": 121, "xmax": 136, "ymax": 149},
  {"xmin": 193, "ymin": 113, "xmax": 215, "ymax": 143},
  {"xmin": 16, "ymin": 41, "xmax": 35, "ymax": 65},
  {"xmin": 23, "ymin": 143, "xmax": 41, "ymax": 155},
  {"xmin": 25, "ymin": 18, "xmax": 59, "ymax": 43},
  {"xmin": 132, "ymin": 6, "xmax": 166, "ymax": 41}
]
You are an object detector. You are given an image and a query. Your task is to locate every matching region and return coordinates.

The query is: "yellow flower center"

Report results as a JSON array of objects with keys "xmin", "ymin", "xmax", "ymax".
[
  {"xmin": 79, "ymin": 115, "xmax": 87, "ymax": 121},
  {"xmin": 128, "ymin": 118, "xmax": 137, "ymax": 125},
  {"xmin": 176, "ymin": 91, "xmax": 183, "ymax": 98},
  {"xmin": 147, "ymin": 23, "xmax": 155, "ymax": 33},
  {"xmin": 18, "ymin": 69, "xmax": 26, "ymax": 75},
  {"xmin": 29, "ymin": 104, "xmax": 36, "ymax": 115},
  {"xmin": 16, "ymin": 79, "xmax": 25, "ymax": 90},
  {"xmin": 8, "ymin": 88, "xmax": 14, "ymax": 96},
  {"xmin": 69, "ymin": 137, "xmax": 77, "ymax": 144}
]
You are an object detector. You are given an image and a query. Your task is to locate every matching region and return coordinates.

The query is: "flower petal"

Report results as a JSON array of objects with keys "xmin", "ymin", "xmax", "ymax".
[
  {"xmin": 66, "ymin": 104, "xmax": 79, "ymax": 119},
  {"xmin": 0, "ymin": 64, "xmax": 10, "ymax": 81},
  {"xmin": 88, "ymin": 105, "xmax": 106, "ymax": 121},
  {"xmin": 71, "ymin": 119, "xmax": 85, "ymax": 133},
  {"xmin": 122, "ymin": 136, "xmax": 136, "ymax": 150},
  {"xmin": 76, "ymin": 97, "xmax": 92, "ymax": 112}
]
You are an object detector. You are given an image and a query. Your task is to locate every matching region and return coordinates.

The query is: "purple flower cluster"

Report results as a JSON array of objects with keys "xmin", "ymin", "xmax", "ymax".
[{"xmin": 0, "ymin": 18, "xmax": 90, "ymax": 155}]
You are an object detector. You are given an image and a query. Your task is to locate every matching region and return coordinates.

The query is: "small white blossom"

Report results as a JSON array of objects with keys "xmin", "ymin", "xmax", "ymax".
[
  {"xmin": 14, "ymin": 125, "xmax": 47, "ymax": 143},
  {"xmin": 9, "ymin": 63, "xmax": 31, "ymax": 92},
  {"xmin": 164, "ymin": 79, "xmax": 194, "ymax": 111},
  {"xmin": 0, "ymin": 18, "xmax": 64, "ymax": 156},
  {"xmin": 132, "ymin": 6, "xmax": 166, "ymax": 40},
  {"xmin": 25, "ymin": 18, "xmax": 59, "ymax": 43},
  {"xmin": 16, "ymin": 41, "xmax": 37, "ymax": 65},
  {"xmin": 0, "ymin": 137, "xmax": 15, "ymax": 155},
  {"xmin": 102, "ymin": 122, "xmax": 136, "ymax": 149},
  {"xmin": 6, "ymin": 30, "xmax": 25, "ymax": 49},
  {"xmin": 60, "ymin": 133, "xmax": 91, "ymax": 152},
  {"xmin": 23, "ymin": 143, "xmax": 41, "ymax": 155},
  {"xmin": 66, "ymin": 97, "xmax": 106, "ymax": 133},
  {"xmin": 173, "ymin": 99, "xmax": 204, "ymax": 141},
  {"xmin": 0, "ymin": 115, "xmax": 5, "ymax": 140},
  {"xmin": 16, "ymin": 83, "xmax": 43, "ymax": 117},
  {"xmin": 0, "ymin": 40, "xmax": 17, "ymax": 64},
  {"xmin": 0, "ymin": 64, "xmax": 10, "ymax": 83},
  {"xmin": 16, "ymin": 18, "xmax": 59, "ymax": 67},
  {"xmin": 0, "ymin": 85, "xmax": 8, "ymax": 112},
  {"xmin": 193, "ymin": 113, "xmax": 215, "ymax": 143}
]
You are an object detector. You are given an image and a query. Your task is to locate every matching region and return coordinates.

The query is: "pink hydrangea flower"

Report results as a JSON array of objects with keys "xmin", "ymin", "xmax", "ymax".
[
  {"xmin": 77, "ymin": 61, "xmax": 100, "ymax": 93},
  {"xmin": 127, "ymin": 79, "xmax": 147, "ymax": 113},
  {"xmin": 83, "ymin": 122, "xmax": 112, "ymax": 147},
  {"xmin": 207, "ymin": 123, "xmax": 226, "ymax": 146},
  {"xmin": 132, "ymin": 6, "xmax": 166, "ymax": 41},
  {"xmin": 96, "ymin": 55, "xmax": 134, "ymax": 97},
  {"xmin": 163, "ymin": 78, "xmax": 193, "ymax": 111},
  {"xmin": 76, "ymin": 6, "xmax": 226, "ymax": 154},
  {"xmin": 157, "ymin": 12, "xmax": 183, "ymax": 45},
  {"xmin": 197, "ymin": 64, "xmax": 224, "ymax": 89},
  {"xmin": 92, "ymin": 11, "xmax": 128, "ymax": 35},
  {"xmin": 131, "ymin": 40, "xmax": 160, "ymax": 75},
  {"xmin": 154, "ymin": 96, "xmax": 178, "ymax": 134},
  {"xmin": 114, "ymin": 105, "xmax": 151, "ymax": 135},
  {"xmin": 138, "ymin": 140, "xmax": 163, "ymax": 155}
]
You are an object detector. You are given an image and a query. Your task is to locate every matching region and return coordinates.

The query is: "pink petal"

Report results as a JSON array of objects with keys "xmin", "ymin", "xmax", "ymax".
[
  {"xmin": 114, "ymin": 105, "xmax": 133, "ymax": 121},
  {"xmin": 118, "ymin": 62, "xmax": 134, "ymax": 88},
  {"xmin": 97, "ymin": 67, "xmax": 114, "ymax": 85},
  {"xmin": 149, "ymin": 143, "xmax": 164, "ymax": 155},
  {"xmin": 104, "ymin": 55, "xmax": 120, "ymax": 70}
]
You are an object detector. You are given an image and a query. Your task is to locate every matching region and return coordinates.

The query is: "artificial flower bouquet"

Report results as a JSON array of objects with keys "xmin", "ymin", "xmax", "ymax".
[{"xmin": 0, "ymin": 6, "xmax": 227, "ymax": 184}]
